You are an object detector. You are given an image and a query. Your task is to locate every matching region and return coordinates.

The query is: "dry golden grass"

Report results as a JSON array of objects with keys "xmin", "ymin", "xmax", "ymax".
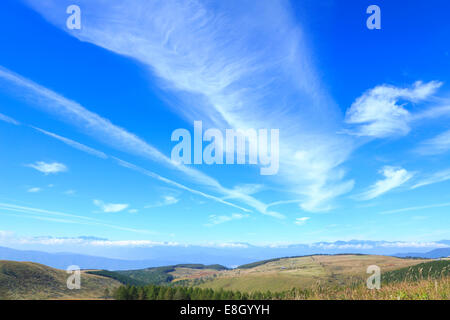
[
  {"xmin": 196, "ymin": 255, "xmax": 427, "ymax": 293},
  {"xmin": 170, "ymin": 267, "xmax": 221, "ymax": 282},
  {"xmin": 0, "ymin": 260, "xmax": 121, "ymax": 300},
  {"xmin": 288, "ymin": 276, "xmax": 450, "ymax": 300},
  {"xmin": 312, "ymin": 254, "xmax": 427, "ymax": 275}
]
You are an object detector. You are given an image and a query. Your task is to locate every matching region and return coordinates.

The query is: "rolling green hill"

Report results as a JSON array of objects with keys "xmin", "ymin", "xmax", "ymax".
[
  {"xmin": 0, "ymin": 260, "xmax": 121, "ymax": 300},
  {"xmin": 116, "ymin": 263, "xmax": 228, "ymax": 285},
  {"xmin": 86, "ymin": 269, "xmax": 147, "ymax": 286},
  {"xmin": 2, "ymin": 256, "xmax": 445, "ymax": 300},
  {"xmin": 383, "ymin": 259, "xmax": 450, "ymax": 283},
  {"xmin": 195, "ymin": 255, "xmax": 428, "ymax": 293},
  {"xmin": 113, "ymin": 256, "xmax": 450, "ymax": 300}
]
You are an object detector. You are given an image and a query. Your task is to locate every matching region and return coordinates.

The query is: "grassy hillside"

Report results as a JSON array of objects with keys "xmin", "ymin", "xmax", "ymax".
[
  {"xmin": 117, "ymin": 263, "xmax": 227, "ymax": 285},
  {"xmin": 115, "ymin": 276, "xmax": 450, "ymax": 300},
  {"xmin": 0, "ymin": 260, "xmax": 121, "ymax": 300},
  {"xmin": 2, "ymin": 256, "xmax": 445, "ymax": 300},
  {"xmin": 86, "ymin": 270, "xmax": 147, "ymax": 286},
  {"xmin": 383, "ymin": 259, "xmax": 450, "ymax": 283},
  {"xmin": 114, "ymin": 254, "xmax": 449, "ymax": 300},
  {"xmin": 195, "ymin": 255, "xmax": 428, "ymax": 293}
]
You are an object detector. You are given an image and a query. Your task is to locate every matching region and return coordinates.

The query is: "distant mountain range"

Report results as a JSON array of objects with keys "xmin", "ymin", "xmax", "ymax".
[
  {"xmin": 1, "ymin": 240, "xmax": 449, "ymax": 270},
  {"xmin": 394, "ymin": 248, "xmax": 450, "ymax": 259},
  {"xmin": 0, "ymin": 246, "xmax": 168, "ymax": 270}
]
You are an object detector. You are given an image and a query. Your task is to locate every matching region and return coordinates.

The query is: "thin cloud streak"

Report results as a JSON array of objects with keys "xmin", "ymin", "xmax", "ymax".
[
  {"xmin": 0, "ymin": 202, "xmax": 151, "ymax": 234},
  {"xmin": 28, "ymin": 123, "xmax": 251, "ymax": 212},
  {"xmin": 0, "ymin": 66, "xmax": 280, "ymax": 218},
  {"xmin": 205, "ymin": 213, "xmax": 249, "ymax": 227},
  {"xmin": 380, "ymin": 202, "xmax": 450, "ymax": 215},
  {"xmin": 112, "ymin": 157, "xmax": 253, "ymax": 213},
  {"xmin": 0, "ymin": 112, "xmax": 20, "ymax": 125},
  {"xmin": 411, "ymin": 168, "xmax": 450, "ymax": 189},
  {"xmin": 0, "ymin": 66, "xmax": 218, "ymax": 188},
  {"xmin": 32, "ymin": 126, "xmax": 108, "ymax": 159},
  {"xmin": 416, "ymin": 130, "xmax": 450, "ymax": 155},
  {"xmin": 145, "ymin": 196, "xmax": 179, "ymax": 209},
  {"xmin": 23, "ymin": 0, "xmax": 356, "ymax": 212}
]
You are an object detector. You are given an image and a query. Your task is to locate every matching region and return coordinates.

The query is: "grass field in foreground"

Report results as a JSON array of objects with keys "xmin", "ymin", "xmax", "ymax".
[
  {"xmin": 289, "ymin": 276, "xmax": 450, "ymax": 300},
  {"xmin": 114, "ymin": 275, "xmax": 450, "ymax": 300}
]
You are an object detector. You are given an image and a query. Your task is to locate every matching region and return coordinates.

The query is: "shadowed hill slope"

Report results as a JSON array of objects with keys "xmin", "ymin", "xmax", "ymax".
[{"xmin": 0, "ymin": 260, "xmax": 121, "ymax": 299}]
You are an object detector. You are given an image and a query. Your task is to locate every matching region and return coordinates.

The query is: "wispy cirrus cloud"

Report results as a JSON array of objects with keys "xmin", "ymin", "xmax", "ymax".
[
  {"xmin": 0, "ymin": 112, "xmax": 19, "ymax": 125},
  {"xmin": 0, "ymin": 66, "xmax": 218, "ymax": 188},
  {"xmin": 0, "ymin": 202, "xmax": 151, "ymax": 234},
  {"xmin": 27, "ymin": 187, "xmax": 41, "ymax": 193},
  {"xmin": 411, "ymin": 168, "xmax": 450, "ymax": 189},
  {"xmin": 112, "ymin": 157, "xmax": 253, "ymax": 214},
  {"xmin": 93, "ymin": 199, "xmax": 129, "ymax": 213},
  {"xmin": 0, "ymin": 66, "xmax": 282, "ymax": 218},
  {"xmin": 26, "ymin": 161, "xmax": 67, "ymax": 175},
  {"xmin": 205, "ymin": 213, "xmax": 249, "ymax": 227},
  {"xmin": 416, "ymin": 130, "xmax": 450, "ymax": 155},
  {"xmin": 33, "ymin": 127, "xmax": 108, "ymax": 159},
  {"xmin": 22, "ymin": 0, "xmax": 355, "ymax": 212},
  {"xmin": 345, "ymin": 81, "xmax": 442, "ymax": 138},
  {"xmin": 145, "ymin": 195, "xmax": 179, "ymax": 209},
  {"xmin": 380, "ymin": 202, "xmax": 450, "ymax": 215},
  {"xmin": 28, "ymin": 121, "xmax": 255, "ymax": 213},
  {"xmin": 294, "ymin": 217, "xmax": 310, "ymax": 226},
  {"xmin": 357, "ymin": 166, "xmax": 414, "ymax": 200}
]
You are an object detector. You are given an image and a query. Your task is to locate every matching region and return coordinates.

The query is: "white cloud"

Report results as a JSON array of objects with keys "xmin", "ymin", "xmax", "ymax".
[
  {"xmin": 416, "ymin": 130, "xmax": 450, "ymax": 155},
  {"xmin": 380, "ymin": 202, "xmax": 450, "ymax": 215},
  {"xmin": 0, "ymin": 202, "xmax": 149, "ymax": 234},
  {"xmin": 412, "ymin": 103, "xmax": 450, "ymax": 121},
  {"xmin": 313, "ymin": 243, "xmax": 374, "ymax": 250},
  {"xmin": 128, "ymin": 209, "xmax": 138, "ymax": 213},
  {"xmin": 0, "ymin": 67, "xmax": 280, "ymax": 218},
  {"xmin": 0, "ymin": 66, "xmax": 218, "ymax": 187},
  {"xmin": 27, "ymin": 187, "xmax": 42, "ymax": 193},
  {"xmin": 88, "ymin": 240, "xmax": 179, "ymax": 247},
  {"xmin": 64, "ymin": 189, "xmax": 76, "ymax": 195},
  {"xmin": 0, "ymin": 112, "xmax": 20, "ymax": 125},
  {"xmin": 345, "ymin": 81, "xmax": 442, "ymax": 138},
  {"xmin": 113, "ymin": 157, "xmax": 252, "ymax": 213},
  {"xmin": 0, "ymin": 234, "xmax": 176, "ymax": 247},
  {"xmin": 33, "ymin": 127, "xmax": 108, "ymax": 159},
  {"xmin": 21, "ymin": 0, "xmax": 355, "ymax": 212},
  {"xmin": 1, "ymin": 231, "xmax": 448, "ymax": 250},
  {"xmin": 412, "ymin": 168, "xmax": 450, "ymax": 189},
  {"xmin": 145, "ymin": 195, "xmax": 179, "ymax": 209},
  {"xmin": 26, "ymin": 161, "xmax": 67, "ymax": 175},
  {"xmin": 266, "ymin": 199, "xmax": 302, "ymax": 209},
  {"xmin": 358, "ymin": 166, "xmax": 414, "ymax": 200},
  {"xmin": 93, "ymin": 200, "xmax": 129, "ymax": 213},
  {"xmin": 294, "ymin": 217, "xmax": 310, "ymax": 226},
  {"xmin": 378, "ymin": 241, "xmax": 448, "ymax": 248},
  {"xmin": 0, "ymin": 230, "xmax": 15, "ymax": 240},
  {"xmin": 205, "ymin": 213, "xmax": 248, "ymax": 226},
  {"xmin": 224, "ymin": 184, "xmax": 265, "ymax": 198},
  {"xmin": 163, "ymin": 195, "xmax": 179, "ymax": 205}
]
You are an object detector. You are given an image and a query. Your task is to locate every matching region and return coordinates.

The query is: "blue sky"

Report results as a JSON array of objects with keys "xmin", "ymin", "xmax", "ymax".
[{"xmin": 0, "ymin": 0, "xmax": 449, "ymax": 250}]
